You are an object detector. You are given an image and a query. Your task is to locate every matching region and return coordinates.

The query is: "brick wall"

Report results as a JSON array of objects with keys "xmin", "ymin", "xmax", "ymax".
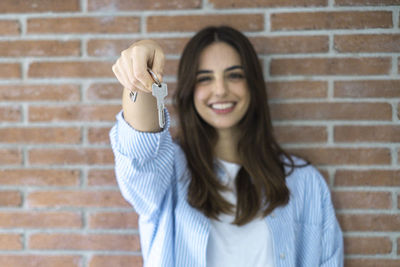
[{"xmin": 0, "ymin": 0, "xmax": 399, "ymax": 266}]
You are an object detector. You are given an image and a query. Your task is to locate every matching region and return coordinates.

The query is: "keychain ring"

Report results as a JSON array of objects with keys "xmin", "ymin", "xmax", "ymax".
[{"xmin": 147, "ymin": 68, "xmax": 161, "ymax": 87}]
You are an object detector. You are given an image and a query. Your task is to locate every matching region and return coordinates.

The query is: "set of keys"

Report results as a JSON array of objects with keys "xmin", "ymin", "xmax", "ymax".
[{"xmin": 129, "ymin": 68, "xmax": 168, "ymax": 128}]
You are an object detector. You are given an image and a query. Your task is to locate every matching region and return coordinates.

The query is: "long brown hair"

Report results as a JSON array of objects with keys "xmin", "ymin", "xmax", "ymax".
[{"xmin": 173, "ymin": 26, "xmax": 306, "ymax": 226}]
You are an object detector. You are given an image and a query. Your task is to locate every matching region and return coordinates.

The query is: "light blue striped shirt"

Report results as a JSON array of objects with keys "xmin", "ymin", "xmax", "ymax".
[{"xmin": 110, "ymin": 110, "xmax": 344, "ymax": 267}]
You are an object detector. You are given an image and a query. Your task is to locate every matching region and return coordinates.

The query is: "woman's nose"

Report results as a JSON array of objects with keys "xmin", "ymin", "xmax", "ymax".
[{"xmin": 214, "ymin": 77, "xmax": 228, "ymax": 97}]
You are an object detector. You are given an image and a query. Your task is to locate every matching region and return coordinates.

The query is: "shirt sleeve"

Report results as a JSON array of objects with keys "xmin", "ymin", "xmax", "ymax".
[
  {"xmin": 319, "ymin": 172, "xmax": 344, "ymax": 267},
  {"xmin": 109, "ymin": 109, "xmax": 175, "ymax": 221}
]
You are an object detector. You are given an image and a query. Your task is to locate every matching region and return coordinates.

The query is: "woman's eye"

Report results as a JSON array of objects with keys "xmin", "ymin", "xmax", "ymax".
[
  {"xmin": 228, "ymin": 73, "xmax": 244, "ymax": 80},
  {"xmin": 196, "ymin": 76, "xmax": 211, "ymax": 83}
]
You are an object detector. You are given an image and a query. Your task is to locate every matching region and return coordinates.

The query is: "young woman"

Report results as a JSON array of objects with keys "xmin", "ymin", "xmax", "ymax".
[{"xmin": 110, "ymin": 26, "xmax": 343, "ymax": 267}]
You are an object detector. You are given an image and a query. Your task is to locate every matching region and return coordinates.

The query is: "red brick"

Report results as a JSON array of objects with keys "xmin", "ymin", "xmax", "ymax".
[
  {"xmin": 334, "ymin": 80, "xmax": 400, "ymax": 98},
  {"xmin": 164, "ymin": 82, "xmax": 177, "ymax": 98},
  {"xmin": 161, "ymin": 59, "xmax": 179, "ymax": 76},
  {"xmin": 29, "ymin": 233, "xmax": 140, "ymax": 251},
  {"xmin": 87, "ymin": 39, "xmax": 134, "ymax": 57},
  {"xmin": 289, "ymin": 148, "xmax": 391, "ymax": 165},
  {"xmin": 28, "ymin": 105, "xmax": 120, "ymax": 122},
  {"xmin": 398, "ymin": 238, "xmax": 400, "ymax": 253},
  {"xmin": 0, "ymin": 106, "xmax": 21, "ymax": 122},
  {"xmin": 210, "ymin": 0, "xmax": 327, "ymax": 8},
  {"xmin": 344, "ymin": 236, "xmax": 392, "ymax": 254},
  {"xmin": 0, "ymin": 40, "xmax": 80, "ymax": 57},
  {"xmin": 270, "ymin": 57, "xmax": 391, "ymax": 76},
  {"xmin": 0, "ymin": 84, "xmax": 80, "ymax": 101},
  {"xmin": 398, "ymin": 58, "xmax": 400, "ymax": 74},
  {"xmin": 398, "ymin": 195, "xmax": 400, "ymax": 209},
  {"xmin": 271, "ymin": 11, "xmax": 392, "ymax": 31},
  {"xmin": 332, "ymin": 191, "xmax": 392, "ymax": 209},
  {"xmin": 87, "ymin": 169, "xmax": 116, "ymax": 186},
  {"xmin": 0, "ymin": 234, "xmax": 22, "ymax": 250},
  {"xmin": 335, "ymin": 170, "xmax": 400, "ymax": 187},
  {"xmin": 0, "ymin": 20, "xmax": 20, "ymax": 35},
  {"xmin": 158, "ymin": 38, "xmax": 191, "ymax": 55},
  {"xmin": 0, "ymin": 149, "xmax": 22, "ymax": 165},
  {"xmin": 335, "ymin": 0, "xmax": 400, "ymax": 5},
  {"xmin": 88, "ymin": 0, "xmax": 200, "ymax": 10},
  {"xmin": 270, "ymin": 102, "xmax": 392, "ymax": 121},
  {"xmin": 0, "ymin": 211, "xmax": 82, "ymax": 228},
  {"xmin": 87, "ymin": 83, "xmax": 121, "ymax": 100},
  {"xmin": 0, "ymin": 127, "xmax": 81, "ymax": 144},
  {"xmin": 89, "ymin": 255, "xmax": 142, "ymax": 267},
  {"xmin": 89, "ymin": 212, "xmax": 138, "ymax": 229},
  {"xmin": 0, "ymin": 0, "xmax": 80, "ymax": 13},
  {"xmin": 250, "ymin": 35, "xmax": 329, "ymax": 54},
  {"xmin": 0, "ymin": 255, "xmax": 82, "ymax": 267},
  {"xmin": 0, "ymin": 169, "xmax": 80, "ymax": 186},
  {"xmin": 398, "ymin": 103, "xmax": 400, "ymax": 120},
  {"xmin": 88, "ymin": 127, "xmax": 111, "ymax": 144},
  {"xmin": 338, "ymin": 214, "xmax": 400, "ymax": 231},
  {"xmin": 0, "ymin": 63, "xmax": 21, "ymax": 78},
  {"xmin": 317, "ymin": 169, "xmax": 330, "ymax": 184},
  {"xmin": 87, "ymin": 38, "xmax": 190, "ymax": 57},
  {"xmin": 28, "ymin": 148, "xmax": 114, "ymax": 165},
  {"xmin": 266, "ymin": 81, "xmax": 328, "ymax": 99},
  {"xmin": 335, "ymin": 34, "xmax": 400, "ymax": 52},
  {"xmin": 28, "ymin": 61, "xmax": 113, "ymax": 78},
  {"xmin": 346, "ymin": 259, "xmax": 400, "ymax": 267},
  {"xmin": 147, "ymin": 14, "xmax": 264, "ymax": 32},
  {"xmin": 335, "ymin": 125, "xmax": 400, "ymax": 143},
  {"xmin": 27, "ymin": 190, "xmax": 129, "ymax": 207},
  {"xmin": 27, "ymin": 17, "xmax": 140, "ymax": 34},
  {"xmin": 274, "ymin": 125, "xmax": 327, "ymax": 143},
  {"xmin": 0, "ymin": 191, "xmax": 21, "ymax": 207}
]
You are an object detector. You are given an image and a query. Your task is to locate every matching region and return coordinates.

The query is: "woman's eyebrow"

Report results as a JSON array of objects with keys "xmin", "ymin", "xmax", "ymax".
[
  {"xmin": 196, "ymin": 70, "xmax": 212, "ymax": 75},
  {"xmin": 225, "ymin": 65, "xmax": 243, "ymax": 72},
  {"xmin": 196, "ymin": 65, "xmax": 243, "ymax": 75}
]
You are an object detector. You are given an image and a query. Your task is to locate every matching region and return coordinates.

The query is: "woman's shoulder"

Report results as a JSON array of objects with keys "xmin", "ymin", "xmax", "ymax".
[
  {"xmin": 283, "ymin": 155, "xmax": 330, "ymax": 198},
  {"xmin": 282, "ymin": 156, "xmax": 334, "ymax": 223}
]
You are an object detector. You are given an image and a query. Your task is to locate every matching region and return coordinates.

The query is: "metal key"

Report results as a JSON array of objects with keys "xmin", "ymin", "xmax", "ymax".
[
  {"xmin": 129, "ymin": 90, "xmax": 138, "ymax": 102},
  {"xmin": 147, "ymin": 68, "xmax": 168, "ymax": 128},
  {"xmin": 152, "ymin": 82, "xmax": 168, "ymax": 128}
]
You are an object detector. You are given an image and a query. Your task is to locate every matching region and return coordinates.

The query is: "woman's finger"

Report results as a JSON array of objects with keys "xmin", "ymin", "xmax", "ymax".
[
  {"xmin": 121, "ymin": 50, "xmax": 135, "ymax": 86},
  {"xmin": 131, "ymin": 46, "xmax": 154, "ymax": 93},
  {"xmin": 112, "ymin": 62, "xmax": 131, "ymax": 90}
]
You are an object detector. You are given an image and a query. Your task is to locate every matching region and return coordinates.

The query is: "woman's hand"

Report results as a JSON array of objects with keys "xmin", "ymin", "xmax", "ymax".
[
  {"xmin": 112, "ymin": 39, "xmax": 165, "ymax": 94},
  {"xmin": 112, "ymin": 40, "xmax": 166, "ymax": 132}
]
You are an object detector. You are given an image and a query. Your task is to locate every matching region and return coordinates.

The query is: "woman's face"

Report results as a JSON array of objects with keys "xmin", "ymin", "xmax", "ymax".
[{"xmin": 193, "ymin": 42, "xmax": 251, "ymax": 131}]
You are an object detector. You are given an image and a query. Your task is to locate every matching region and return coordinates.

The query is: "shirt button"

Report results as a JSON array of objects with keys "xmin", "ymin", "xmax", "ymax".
[
  {"xmin": 270, "ymin": 212, "xmax": 276, "ymax": 218},
  {"xmin": 280, "ymin": 253, "xmax": 285, "ymax": 259}
]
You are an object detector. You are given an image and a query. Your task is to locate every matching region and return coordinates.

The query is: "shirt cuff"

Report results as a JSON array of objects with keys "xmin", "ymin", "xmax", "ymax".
[{"xmin": 111, "ymin": 108, "xmax": 172, "ymax": 160}]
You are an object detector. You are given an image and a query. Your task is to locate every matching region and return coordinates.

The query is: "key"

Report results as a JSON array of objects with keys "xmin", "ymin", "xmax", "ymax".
[
  {"xmin": 152, "ymin": 82, "xmax": 168, "ymax": 128},
  {"xmin": 129, "ymin": 90, "xmax": 138, "ymax": 102}
]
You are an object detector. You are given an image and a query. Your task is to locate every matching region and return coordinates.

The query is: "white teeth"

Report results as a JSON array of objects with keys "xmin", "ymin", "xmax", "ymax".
[{"xmin": 211, "ymin": 102, "xmax": 234, "ymax": 110}]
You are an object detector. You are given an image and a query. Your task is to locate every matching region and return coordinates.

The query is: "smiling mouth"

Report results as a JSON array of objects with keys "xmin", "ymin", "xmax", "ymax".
[
  {"xmin": 209, "ymin": 102, "xmax": 236, "ymax": 114},
  {"xmin": 210, "ymin": 102, "xmax": 235, "ymax": 110}
]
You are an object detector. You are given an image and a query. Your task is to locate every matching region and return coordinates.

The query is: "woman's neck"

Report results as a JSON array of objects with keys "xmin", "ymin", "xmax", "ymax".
[{"xmin": 214, "ymin": 128, "xmax": 241, "ymax": 164}]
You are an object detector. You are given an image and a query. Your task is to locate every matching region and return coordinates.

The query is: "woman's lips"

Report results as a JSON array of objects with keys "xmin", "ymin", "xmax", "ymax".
[{"xmin": 209, "ymin": 102, "xmax": 236, "ymax": 114}]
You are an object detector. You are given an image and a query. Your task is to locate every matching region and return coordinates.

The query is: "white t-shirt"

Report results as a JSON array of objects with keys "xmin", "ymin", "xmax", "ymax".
[{"xmin": 206, "ymin": 159, "xmax": 275, "ymax": 267}]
